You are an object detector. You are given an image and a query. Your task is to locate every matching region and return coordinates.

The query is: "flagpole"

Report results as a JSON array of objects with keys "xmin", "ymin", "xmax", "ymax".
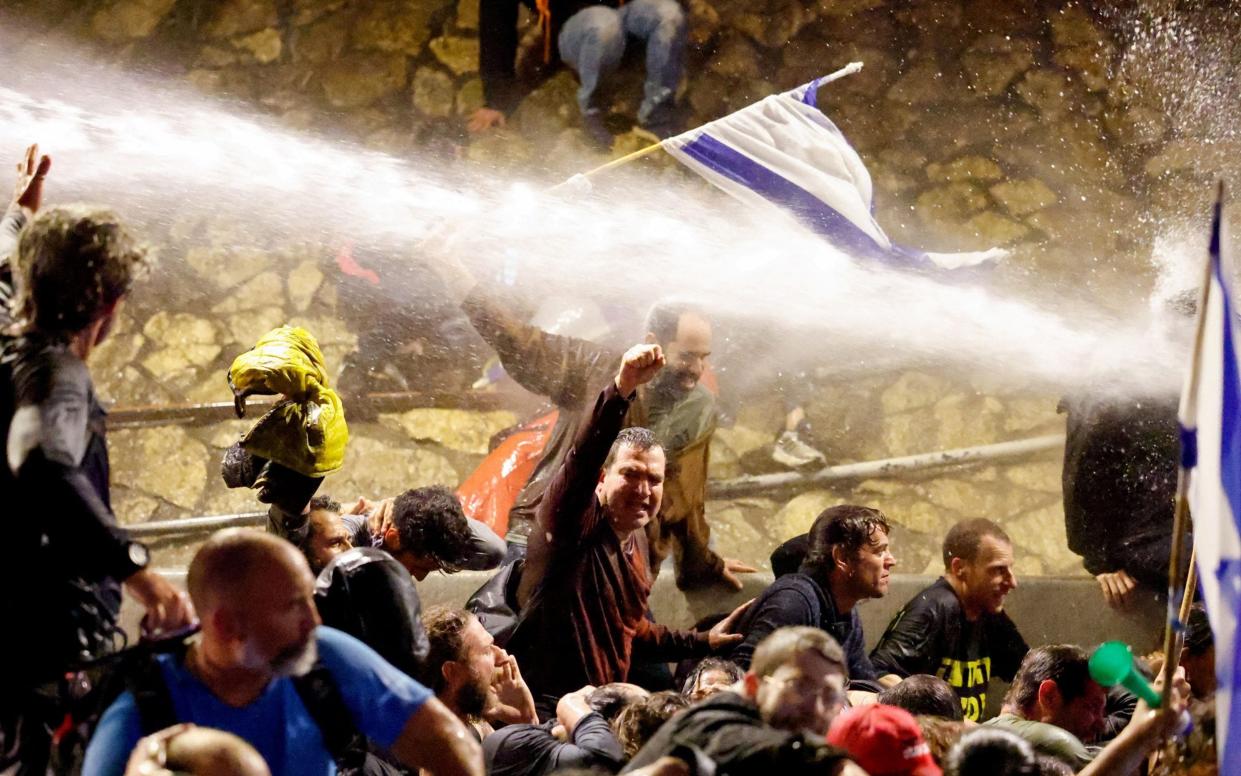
[
  {"xmin": 1179, "ymin": 546, "xmax": 1198, "ymax": 626},
  {"xmin": 572, "ymin": 141, "xmax": 667, "ymax": 182},
  {"xmin": 1160, "ymin": 182, "xmax": 1223, "ymax": 706}
]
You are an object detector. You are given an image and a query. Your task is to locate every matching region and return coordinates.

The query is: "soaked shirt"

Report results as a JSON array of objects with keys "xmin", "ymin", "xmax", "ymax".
[{"xmin": 870, "ymin": 578, "xmax": 1028, "ymax": 721}]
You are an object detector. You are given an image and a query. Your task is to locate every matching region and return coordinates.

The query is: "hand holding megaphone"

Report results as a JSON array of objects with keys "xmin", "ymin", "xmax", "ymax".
[
  {"xmin": 1090, "ymin": 641, "xmax": 1192, "ymax": 738},
  {"xmin": 1089, "ymin": 641, "xmax": 1162, "ymax": 707}
]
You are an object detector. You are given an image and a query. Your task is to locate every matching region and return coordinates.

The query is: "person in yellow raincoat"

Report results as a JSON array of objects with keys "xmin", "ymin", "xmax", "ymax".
[{"xmin": 220, "ymin": 325, "xmax": 348, "ymax": 542}]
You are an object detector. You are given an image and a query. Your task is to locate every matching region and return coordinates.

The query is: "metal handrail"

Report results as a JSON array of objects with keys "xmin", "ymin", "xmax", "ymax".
[
  {"xmin": 707, "ymin": 433, "xmax": 1065, "ymax": 499},
  {"xmin": 124, "ymin": 433, "xmax": 1066, "ymax": 538},
  {"xmin": 127, "ymin": 512, "xmax": 266, "ymax": 538}
]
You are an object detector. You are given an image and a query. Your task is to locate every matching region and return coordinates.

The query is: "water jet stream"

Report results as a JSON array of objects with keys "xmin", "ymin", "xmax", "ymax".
[{"xmin": 0, "ymin": 22, "xmax": 1207, "ymax": 402}]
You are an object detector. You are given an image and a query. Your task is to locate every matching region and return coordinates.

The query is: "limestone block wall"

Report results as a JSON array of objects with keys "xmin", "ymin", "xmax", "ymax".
[{"xmin": 3, "ymin": 0, "xmax": 1232, "ymax": 574}]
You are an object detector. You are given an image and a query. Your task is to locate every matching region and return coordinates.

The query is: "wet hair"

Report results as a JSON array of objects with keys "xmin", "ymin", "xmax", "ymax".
[
  {"xmin": 603, "ymin": 426, "xmax": 663, "ymax": 469},
  {"xmin": 750, "ymin": 626, "xmax": 845, "ymax": 680},
  {"xmin": 878, "ymin": 675, "xmax": 964, "ymax": 721},
  {"xmin": 946, "ymin": 728, "xmax": 1038, "ymax": 776},
  {"xmin": 308, "ymin": 494, "xmax": 341, "ymax": 514},
  {"xmin": 917, "ymin": 716, "xmax": 968, "ymax": 767},
  {"xmin": 299, "ymin": 495, "xmax": 344, "ymax": 558},
  {"xmin": 1004, "ymin": 645, "xmax": 1093, "ymax": 716},
  {"xmin": 588, "ymin": 684, "xmax": 648, "ymax": 723},
  {"xmin": 14, "ymin": 205, "xmax": 151, "ymax": 336},
  {"xmin": 943, "ymin": 518, "xmax": 1011, "ymax": 568},
  {"xmin": 645, "ymin": 301, "xmax": 707, "ymax": 345},
  {"xmin": 681, "ymin": 657, "xmax": 744, "ymax": 698},
  {"xmin": 802, "ymin": 504, "xmax": 891, "ymax": 577},
  {"xmin": 615, "ymin": 691, "xmax": 688, "ymax": 758},
  {"xmin": 420, "ymin": 606, "xmax": 471, "ymax": 694},
  {"xmin": 391, "ymin": 486, "xmax": 471, "ymax": 571},
  {"xmin": 1185, "ymin": 603, "xmax": 1213, "ymax": 656}
]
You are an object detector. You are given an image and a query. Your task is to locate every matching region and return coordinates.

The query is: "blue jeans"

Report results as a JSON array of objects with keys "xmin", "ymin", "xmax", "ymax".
[{"xmin": 557, "ymin": 0, "xmax": 686, "ymax": 124}]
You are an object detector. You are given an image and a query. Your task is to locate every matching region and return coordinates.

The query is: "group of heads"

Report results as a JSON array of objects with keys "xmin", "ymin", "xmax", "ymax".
[
  {"xmin": 594, "ymin": 303, "xmax": 713, "ymax": 536},
  {"xmin": 800, "ymin": 505, "xmax": 1018, "ymax": 618},
  {"xmin": 300, "ymin": 485, "xmax": 473, "ymax": 578}
]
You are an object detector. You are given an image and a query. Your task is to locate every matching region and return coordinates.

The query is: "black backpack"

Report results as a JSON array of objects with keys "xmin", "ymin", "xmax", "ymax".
[{"xmin": 124, "ymin": 641, "xmax": 406, "ymax": 776}]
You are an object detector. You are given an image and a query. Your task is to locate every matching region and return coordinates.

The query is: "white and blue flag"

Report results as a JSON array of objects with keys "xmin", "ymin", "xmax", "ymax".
[
  {"xmin": 1179, "ymin": 185, "xmax": 1239, "ymax": 768},
  {"xmin": 661, "ymin": 62, "xmax": 1007, "ymax": 271}
]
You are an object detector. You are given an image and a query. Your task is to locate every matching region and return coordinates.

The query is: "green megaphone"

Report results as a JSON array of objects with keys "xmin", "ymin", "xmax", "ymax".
[{"xmin": 1089, "ymin": 641, "xmax": 1161, "ymax": 708}]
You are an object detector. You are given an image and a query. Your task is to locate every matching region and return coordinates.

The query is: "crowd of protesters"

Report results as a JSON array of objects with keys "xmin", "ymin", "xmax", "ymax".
[{"xmin": 0, "ymin": 135, "xmax": 1215, "ymax": 776}]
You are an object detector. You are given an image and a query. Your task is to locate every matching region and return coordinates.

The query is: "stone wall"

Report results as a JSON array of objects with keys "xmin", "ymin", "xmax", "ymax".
[{"xmin": 5, "ymin": 0, "xmax": 1233, "ymax": 575}]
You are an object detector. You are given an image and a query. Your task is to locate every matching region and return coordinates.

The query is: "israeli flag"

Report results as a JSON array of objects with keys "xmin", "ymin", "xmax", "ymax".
[
  {"xmin": 662, "ymin": 62, "xmax": 1006, "ymax": 271},
  {"xmin": 1180, "ymin": 185, "xmax": 1239, "ymax": 768}
]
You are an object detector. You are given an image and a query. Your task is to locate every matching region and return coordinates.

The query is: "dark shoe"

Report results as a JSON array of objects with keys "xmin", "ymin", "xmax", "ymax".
[
  {"xmin": 639, "ymin": 100, "xmax": 685, "ymax": 140},
  {"xmin": 580, "ymin": 110, "xmax": 614, "ymax": 150}
]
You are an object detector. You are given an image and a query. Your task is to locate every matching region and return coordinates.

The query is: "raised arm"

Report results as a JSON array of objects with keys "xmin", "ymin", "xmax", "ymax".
[
  {"xmin": 461, "ymin": 285, "xmax": 617, "ymax": 408},
  {"xmin": 2, "ymin": 145, "xmax": 51, "ymax": 319},
  {"xmin": 537, "ymin": 344, "xmax": 665, "ymax": 544}
]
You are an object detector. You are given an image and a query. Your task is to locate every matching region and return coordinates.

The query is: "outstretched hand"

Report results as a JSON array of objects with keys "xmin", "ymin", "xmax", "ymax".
[
  {"xmin": 12, "ymin": 144, "xmax": 51, "ymax": 215},
  {"xmin": 720, "ymin": 557, "xmax": 758, "ymax": 591},
  {"xmin": 615, "ymin": 343, "xmax": 665, "ymax": 397},
  {"xmin": 707, "ymin": 597, "xmax": 753, "ymax": 650},
  {"xmin": 467, "ymin": 108, "xmax": 506, "ymax": 134}
]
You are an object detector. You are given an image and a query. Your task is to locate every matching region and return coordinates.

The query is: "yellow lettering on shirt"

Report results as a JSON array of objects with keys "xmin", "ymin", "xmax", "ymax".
[{"xmin": 936, "ymin": 656, "xmax": 993, "ymax": 722}]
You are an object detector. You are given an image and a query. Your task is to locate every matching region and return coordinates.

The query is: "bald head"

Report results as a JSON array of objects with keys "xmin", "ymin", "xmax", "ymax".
[
  {"xmin": 187, "ymin": 529, "xmax": 308, "ymax": 615},
  {"xmin": 188, "ymin": 529, "xmax": 320, "ymax": 678}
]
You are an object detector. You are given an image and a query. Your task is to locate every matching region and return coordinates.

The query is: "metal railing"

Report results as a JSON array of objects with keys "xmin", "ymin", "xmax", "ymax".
[{"xmin": 125, "ymin": 433, "xmax": 1066, "ymax": 538}]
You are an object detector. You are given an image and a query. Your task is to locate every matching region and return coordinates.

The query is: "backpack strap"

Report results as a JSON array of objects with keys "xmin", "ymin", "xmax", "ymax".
[
  {"xmin": 124, "ymin": 641, "xmax": 190, "ymax": 736},
  {"xmin": 292, "ymin": 663, "xmax": 368, "ymax": 770}
]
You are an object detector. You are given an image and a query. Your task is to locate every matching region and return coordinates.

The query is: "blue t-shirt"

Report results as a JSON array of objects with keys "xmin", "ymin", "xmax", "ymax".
[{"xmin": 82, "ymin": 626, "xmax": 432, "ymax": 776}]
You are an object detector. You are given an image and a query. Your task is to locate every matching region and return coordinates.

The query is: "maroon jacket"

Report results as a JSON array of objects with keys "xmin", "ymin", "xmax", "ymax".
[{"xmin": 507, "ymin": 381, "xmax": 712, "ymax": 705}]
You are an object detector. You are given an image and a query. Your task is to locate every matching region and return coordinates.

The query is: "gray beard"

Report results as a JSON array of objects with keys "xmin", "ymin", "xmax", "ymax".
[{"xmin": 270, "ymin": 638, "xmax": 318, "ymax": 678}]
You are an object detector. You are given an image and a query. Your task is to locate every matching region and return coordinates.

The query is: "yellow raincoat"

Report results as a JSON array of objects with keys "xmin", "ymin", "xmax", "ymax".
[{"xmin": 227, "ymin": 326, "xmax": 348, "ymax": 477}]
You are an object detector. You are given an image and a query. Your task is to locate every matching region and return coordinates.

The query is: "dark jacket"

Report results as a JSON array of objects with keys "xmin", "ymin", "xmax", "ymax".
[
  {"xmin": 726, "ymin": 572, "xmax": 876, "ymax": 681},
  {"xmin": 2, "ymin": 335, "xmax": 141, "ymax": 686},
  {"xmin": 622, "ymin": 691, "xmax": 851, "ymax": 776},
  {"xmin": 314, "ymin": 547, "xmax": 430, "ymax": 680},
  {"xmin": 1060, "ymin": 394, "xmax": 1178, "ymax": 587},
  {"xmin": 506, "ymin": 382, "xmax": 712, "ymax": 709},
  {"xmin": 462, "ymin": 284, "xmax": 725, "ymax": 589},
  {"xmin": 479, "ymin": 0, "xmax": 623, "ymax": 114},
  {"xmin": 869, "ymin": 577, "xmax": 1028, "ymax": 721},
  {"xmin": 341, "ymin": 512, "xmax": 507, "ymax": 572},
  {"xmin": 484, "ymin": 713, "xmax": 625, "ymax": 776}
]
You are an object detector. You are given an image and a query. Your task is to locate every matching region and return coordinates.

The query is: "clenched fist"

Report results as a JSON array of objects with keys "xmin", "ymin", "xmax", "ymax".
[{"xmin": 615, "ymin": 343, "xmax": 666, "ymax": 397}]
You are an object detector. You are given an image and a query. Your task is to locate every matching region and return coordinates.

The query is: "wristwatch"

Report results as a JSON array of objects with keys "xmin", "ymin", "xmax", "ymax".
[{"xmin": 127, "ymin": 541, "xmax": 151, "ymax": 570}]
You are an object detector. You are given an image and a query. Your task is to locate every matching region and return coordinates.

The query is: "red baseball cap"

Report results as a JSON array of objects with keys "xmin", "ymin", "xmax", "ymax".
[{"xmin": 827, "ymin": 704, "xmax": 942, "ymax": 776}]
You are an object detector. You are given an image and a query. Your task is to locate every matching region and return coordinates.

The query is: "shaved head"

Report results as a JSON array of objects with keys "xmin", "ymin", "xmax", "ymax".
[
  {"xmin": 188, "ymin": 528, "xmax": 321, "ymax": 678},
  {"xmin": 187, "ymin": 529, "xmax": 307, "ymax": 615}
]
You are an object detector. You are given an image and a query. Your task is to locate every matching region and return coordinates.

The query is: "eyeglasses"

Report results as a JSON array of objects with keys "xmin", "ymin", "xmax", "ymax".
[{"xmin": 762, "ymin": 672, "xmax": 845, "ymax": 706}]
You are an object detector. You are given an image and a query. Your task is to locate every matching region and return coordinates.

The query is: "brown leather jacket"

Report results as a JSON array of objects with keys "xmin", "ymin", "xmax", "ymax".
[{"xmin": 462, "ymin": 284, "xmax": 725, "ymax": 589}]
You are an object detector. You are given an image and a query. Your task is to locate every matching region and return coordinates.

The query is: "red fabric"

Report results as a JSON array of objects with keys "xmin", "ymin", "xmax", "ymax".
[
  {"xmin": 335, "ymin": 242, "xmax": 380, "ymax": 286},
  {"xmin": 827, "ymin": 705, "xmax": 942, "ymax": 776},
  {"xmin": 456, "ymin": 409, "xmax": 558, "ymax": 536}
]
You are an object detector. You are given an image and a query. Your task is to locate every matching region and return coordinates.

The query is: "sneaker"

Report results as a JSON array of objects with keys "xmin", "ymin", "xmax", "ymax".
[
  {"xmin": 639, "ymin": 100, "xmax": 684, "ymax": 140},
  {"xmin": 772, "ymin": 429, "xmax": 827, "ymax": 470}
]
